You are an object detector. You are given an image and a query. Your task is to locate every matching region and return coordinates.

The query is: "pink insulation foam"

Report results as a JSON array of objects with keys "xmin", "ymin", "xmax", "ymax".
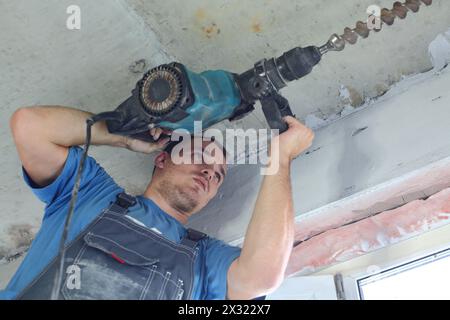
[{"xmin": 286, "ymin": 187, "xmax": 450, "ymax": 276}]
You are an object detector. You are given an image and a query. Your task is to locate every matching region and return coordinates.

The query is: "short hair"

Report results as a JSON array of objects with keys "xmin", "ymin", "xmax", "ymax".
[{"xmin": 152, "ymin": 135, "xmax": 228, "ymax": 175}]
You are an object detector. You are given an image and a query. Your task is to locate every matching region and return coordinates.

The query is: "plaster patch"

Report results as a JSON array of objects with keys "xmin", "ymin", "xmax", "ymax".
[{"xmin": 428, "ymin": 29, "xmax": 450, "ymax": 71}]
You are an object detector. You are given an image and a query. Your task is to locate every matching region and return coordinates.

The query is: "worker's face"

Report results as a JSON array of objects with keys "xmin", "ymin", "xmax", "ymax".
[{"xmin": 153, "ymin": 138, "xmax": 227, "ymax": 215}]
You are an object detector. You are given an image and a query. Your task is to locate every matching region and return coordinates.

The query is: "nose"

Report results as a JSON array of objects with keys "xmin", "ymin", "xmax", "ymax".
[{"xmin": 201, "ymin": 167, "xmax": 214, "ymax": 181}]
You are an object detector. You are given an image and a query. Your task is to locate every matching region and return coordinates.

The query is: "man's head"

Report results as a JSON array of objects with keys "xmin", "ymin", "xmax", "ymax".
[{"xmin": 149, "ymin": 136, "xmax": 228, "ymax": 218}]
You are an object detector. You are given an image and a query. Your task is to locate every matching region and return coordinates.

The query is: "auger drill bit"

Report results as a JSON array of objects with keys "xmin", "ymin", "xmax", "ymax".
[{"xmin": 319, "ymin": 0, "xmax": 433, "ymax": 55}]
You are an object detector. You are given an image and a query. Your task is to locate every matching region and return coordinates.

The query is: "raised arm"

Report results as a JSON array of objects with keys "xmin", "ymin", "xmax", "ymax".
[
  {"xmin": 227, "ymin": 116, "xmax": 315, "ymax": 299},
  {"xmin": 9, "ymin": 106, "xmax": 167, "ymax": 187}
]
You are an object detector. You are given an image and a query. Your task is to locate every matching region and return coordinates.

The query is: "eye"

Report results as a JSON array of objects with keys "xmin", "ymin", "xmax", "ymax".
[{"xmin": 215, "ymin": 172, "xmax": 221, "ymax": 182}]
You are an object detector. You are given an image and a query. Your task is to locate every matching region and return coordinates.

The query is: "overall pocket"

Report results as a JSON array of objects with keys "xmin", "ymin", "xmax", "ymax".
[{"xmin": 61, "ymin": 232, "xmax": 159, "ymax": 300}]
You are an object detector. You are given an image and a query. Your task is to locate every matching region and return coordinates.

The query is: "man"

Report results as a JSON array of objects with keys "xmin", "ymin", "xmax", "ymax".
[{"xmin": 2, "ymin": 105, "xmax": 314, "ymax": 300}]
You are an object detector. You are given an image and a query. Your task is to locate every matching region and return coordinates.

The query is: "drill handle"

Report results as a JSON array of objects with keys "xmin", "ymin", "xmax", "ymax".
[
  {"xmin": 128, "ymin": 131, "xmax": 171, "ymax": 143},
  {"xmin": 261, "ymin": 94, "xmax": 294, "ymax": 134}
]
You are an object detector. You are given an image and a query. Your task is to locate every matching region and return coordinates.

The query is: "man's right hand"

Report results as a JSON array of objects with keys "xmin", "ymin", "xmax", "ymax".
[
  {"xmin": 10, "ymin": 106, "xmax": 171, "ymax": 187},
  {"xmin": 124, "ymin": 128, "xmax": 171, "ymax": 154}
]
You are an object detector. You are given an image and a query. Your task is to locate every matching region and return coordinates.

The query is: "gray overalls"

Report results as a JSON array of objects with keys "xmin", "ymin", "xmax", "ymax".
[{"xmin": 17, "ymin": 192, "xmax": 207, "ymax": 300}]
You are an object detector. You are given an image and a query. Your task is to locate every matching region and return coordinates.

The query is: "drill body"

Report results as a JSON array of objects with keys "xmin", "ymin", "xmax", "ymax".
[{"xmin": 106, "ymin": 45, "xmax": 322, "ymax": 142}]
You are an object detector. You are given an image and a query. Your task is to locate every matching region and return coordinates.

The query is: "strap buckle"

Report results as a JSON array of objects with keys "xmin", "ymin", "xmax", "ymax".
[
  {"xmin": 115, "ymin": 192, "xmax": 136, "ymax": 209},
  {"xmin": 186, "ymin": 228, "xmax": 207, "ymax": 242}
]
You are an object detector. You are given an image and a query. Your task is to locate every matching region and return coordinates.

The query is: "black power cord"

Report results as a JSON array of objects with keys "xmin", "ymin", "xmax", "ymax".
[{"xmin": 50, "ymin": 111, "xmax": 122, "ymax": 300}]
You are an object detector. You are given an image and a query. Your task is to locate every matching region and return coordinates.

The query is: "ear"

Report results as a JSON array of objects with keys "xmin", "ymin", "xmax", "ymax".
[{"xmin": 154, "ymin": 152, "xmax": 170, "ymax": 170}]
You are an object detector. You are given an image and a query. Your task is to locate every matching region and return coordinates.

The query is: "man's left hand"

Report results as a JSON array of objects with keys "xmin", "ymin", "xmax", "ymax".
[{"xmin": 271, "ymin": 116, "xmax": 315, "ymax": 164}]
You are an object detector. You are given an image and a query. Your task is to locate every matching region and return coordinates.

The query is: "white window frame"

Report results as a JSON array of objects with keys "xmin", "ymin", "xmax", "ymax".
[{"xmin": 356, "ymin": 247, "xmax": 450, "ymax": 300}]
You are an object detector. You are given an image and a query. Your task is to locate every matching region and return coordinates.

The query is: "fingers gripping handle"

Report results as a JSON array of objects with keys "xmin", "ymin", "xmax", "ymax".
[
  {"xmin": 261, "ymin": 94, "xmax": 294, "ymax": 133},
  {"xmin": 129, "ymin": 131, "xmax": 171, "ymax": 143}
]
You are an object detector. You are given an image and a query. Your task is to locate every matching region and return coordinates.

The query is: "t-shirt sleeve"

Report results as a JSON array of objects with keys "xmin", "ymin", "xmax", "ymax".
[
  {"xmin": 203, "ymin": 238, "xmax": 241, "ymax": 300},
  {"xmin": 22, "ymin": 146, "xmax": 116, "ymax": 219}
]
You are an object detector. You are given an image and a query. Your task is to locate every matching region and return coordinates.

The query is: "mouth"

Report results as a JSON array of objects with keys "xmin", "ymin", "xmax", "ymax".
[{"xmin": 192, "ymin": 176, "xmax": 208, "ymax": 193}]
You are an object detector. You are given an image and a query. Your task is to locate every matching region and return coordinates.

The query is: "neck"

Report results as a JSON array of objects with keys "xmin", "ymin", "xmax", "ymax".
[{"xmin": 143, "ymin": 183, "xmax": 189, "ymax": 225}]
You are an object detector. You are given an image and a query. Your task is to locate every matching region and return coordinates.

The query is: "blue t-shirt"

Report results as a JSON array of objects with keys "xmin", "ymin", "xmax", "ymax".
[{"xmin": 0, "ymin": 146, "xmax": 241, "ymax": 300}]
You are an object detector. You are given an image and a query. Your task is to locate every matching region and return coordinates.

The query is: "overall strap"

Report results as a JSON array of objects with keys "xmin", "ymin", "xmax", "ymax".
[
  {"xmin": 112, "ymin": 192, "xmax": 207, "ymax": 249},
  {"xmin": 108, "ymin": 192, "xmax": 137, "ymax": 215},
  {"xmin": 180, "ymin": 228, "xmax": 207, "ymax": 249}
]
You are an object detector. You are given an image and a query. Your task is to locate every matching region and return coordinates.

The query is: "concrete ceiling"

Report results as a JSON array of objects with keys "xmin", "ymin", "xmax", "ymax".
[{"xmin": 125, "ymin": 0, "xmax": 450, "ymax": 126}]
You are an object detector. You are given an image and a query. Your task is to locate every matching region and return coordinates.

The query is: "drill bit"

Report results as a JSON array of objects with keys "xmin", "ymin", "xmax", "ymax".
[{"xmin": 319, "ymin": 0, "xmax": 433, "ymax": 55}]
